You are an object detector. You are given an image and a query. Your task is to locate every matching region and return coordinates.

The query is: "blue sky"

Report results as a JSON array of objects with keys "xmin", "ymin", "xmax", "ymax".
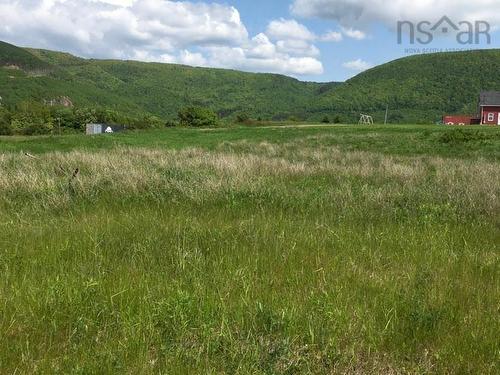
[
  {"xmin": 0, "ymin": 0, "xmax": 499, "ymax": 82},
  {"xmin": 229, "ymin": 0, "xmax": 500, "ymax": 81}
]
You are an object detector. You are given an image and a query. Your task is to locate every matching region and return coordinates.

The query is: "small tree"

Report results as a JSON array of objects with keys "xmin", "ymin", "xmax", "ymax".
[
  {"xmin": 74, "ymin": 107, "xmax": 97, "ymax": 130},
  {"xmin": 11, "ymin": 101, "xmax": 53, "ymax": 135},
  {"xmin": 165, "ymin": 119, "xmax": 177, "ymax": 127},
  {"xmin": 0, "ymin": 121, "xmax": 12, "ymax": 135},
  {"xmin": 131, "ymin": 114, "xmax": 164, "ymax": 129},
  {"xmin": 0, "ymin": 107, "xmax": 12, "ymax": 135},
  {"xmin": 178, "ymin": 107, "xmax": 218, "ymax": 127},
  {"xmin": 11, "ymin": 114, "xmax": 53, "ymax": 135},
  {"xmin": 51, "ymin": 107, "xmax": 77, "ymax": 130},
  {"xmin": 235, "ymin": 112, "xmax": 250, "ymax": 123}
]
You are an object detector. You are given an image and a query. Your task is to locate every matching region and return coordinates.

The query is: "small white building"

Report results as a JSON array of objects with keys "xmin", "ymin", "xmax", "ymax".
[{"xmin": 86, "ymin": 124, "xmax": 124, "ymax": 135}]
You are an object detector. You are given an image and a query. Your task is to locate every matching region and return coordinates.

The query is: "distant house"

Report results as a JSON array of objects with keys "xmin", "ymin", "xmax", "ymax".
[
  {"xmin": 443, "ymin": 91, "xmax": 500, "ymax": 126},
  {"xmin": 86, "ymin": 123, "xmax": 125, "ymax": 135},
  {"xmin": 479, "ymin": 91, "xmax": 500, "ymax": 125}
]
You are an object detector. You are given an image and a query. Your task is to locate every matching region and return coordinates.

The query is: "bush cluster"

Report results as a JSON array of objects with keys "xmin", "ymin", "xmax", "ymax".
[
  {"xmin": 438, "ymin": 129, "xmax": 487, "ymax": 144},
  {"xmin": 0, "ymin": 101, "xmax": 166, "ymax": 135},
  {"xmin": 0, "ymin": 102, "xmax": 232, "ymax": 135},
  {"xmin": 178, "ymin": 106, "xmax": 218, "ymax": 127}
]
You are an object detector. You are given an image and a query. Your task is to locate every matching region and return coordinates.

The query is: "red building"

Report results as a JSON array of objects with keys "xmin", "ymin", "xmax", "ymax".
[
  {"xmin": 443, "ymin": 115, "xmax": 475, "ymax": 125},
  {"xmin": 479, "ymin": 91, "xmax": 500, "ymax": 125},
  {"xmin": 443, "ymin": 91, "xmax": 500, "ymax": 126}
]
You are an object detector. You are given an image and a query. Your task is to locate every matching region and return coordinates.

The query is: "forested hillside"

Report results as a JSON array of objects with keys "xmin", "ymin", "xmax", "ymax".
[
  {"xmin": 1, "ymin": 41, "xmax": 326, "ymax": 122},
  {"xmin": 314, "ymin": 50, "xmax": 500, "ymax": 123},
  {"xmin": 1, "ymin": 40, "xmax": 500, "ymax": 129}
]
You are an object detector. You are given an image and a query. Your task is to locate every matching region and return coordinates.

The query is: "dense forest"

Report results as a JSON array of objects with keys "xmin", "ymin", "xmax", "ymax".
[
  {"xmin": 1, "ymin": 40, "xmax": 500, "ymax": 133},
  {"xmin": 0, "ymin": 40, "xmax": 326, "ymax": 134},
  {"xmin": 0, "ymin": 101, "xmax": 167, "ymax": 135},
  {"xmin": 314, "ymin": 50, "xmax": 500, "ymax": 123}
]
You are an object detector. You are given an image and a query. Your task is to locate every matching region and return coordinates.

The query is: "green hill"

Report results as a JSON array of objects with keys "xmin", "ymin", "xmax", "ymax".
[
  {"xmin": 1, "ymin": 40, "xmax": 500, "ymax": 124},
  {"xmin": 0, "ymin": 41, "xmax": 52, "ymax": 72},
  {"xmin": 315, "ymin": 50, "xmax": 500, "ymax": 123},
  {"xmin": 0, "ymin": 41, "xmax": 327, "ymax": 121}
]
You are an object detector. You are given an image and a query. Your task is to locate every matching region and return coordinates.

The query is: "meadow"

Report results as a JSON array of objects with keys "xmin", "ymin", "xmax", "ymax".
[{"xmin": 0, "ymin": 124, "xmax": 499, "ymax": 374}]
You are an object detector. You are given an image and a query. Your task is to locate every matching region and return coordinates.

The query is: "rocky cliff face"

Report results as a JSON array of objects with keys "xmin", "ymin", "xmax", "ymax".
[{"xmin": 44, "ymin": 96, "xmax": 74, "ymax": 108}]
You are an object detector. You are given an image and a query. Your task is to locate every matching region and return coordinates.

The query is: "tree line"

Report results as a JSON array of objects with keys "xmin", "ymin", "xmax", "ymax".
[{"xmin": 0, "ymin": 102, "xmax": 222, "ymax": 135}]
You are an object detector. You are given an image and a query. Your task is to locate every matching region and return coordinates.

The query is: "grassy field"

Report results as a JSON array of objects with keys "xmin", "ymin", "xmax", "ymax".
[{"xmin": 0, "ymin": 124, "xmax": 499, "ymax": 373}]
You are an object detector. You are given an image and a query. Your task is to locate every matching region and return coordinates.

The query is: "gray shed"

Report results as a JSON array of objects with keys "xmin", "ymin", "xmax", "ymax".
[{"xmin": 86, "ymin": 123, "xmax": 103, "ymax": 135}]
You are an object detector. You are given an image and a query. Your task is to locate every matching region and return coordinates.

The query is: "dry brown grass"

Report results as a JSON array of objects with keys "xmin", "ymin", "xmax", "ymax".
[{"xmin": 1, "ymin": 141, "xmax": 499, "ymax": 219}]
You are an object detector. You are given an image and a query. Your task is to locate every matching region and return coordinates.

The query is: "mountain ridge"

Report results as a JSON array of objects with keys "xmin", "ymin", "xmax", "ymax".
[
  {"xmin": 0, "ymin": 40, "xmax": 332, "ymax": 121},
  {"xmin": 2, "ymin": 40, "xmax": 500, "ymax": 123}
]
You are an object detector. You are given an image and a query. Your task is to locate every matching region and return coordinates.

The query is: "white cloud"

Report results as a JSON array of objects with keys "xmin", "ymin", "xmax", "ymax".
[
  {"xmin": 203, "ymin": 33, "xmax": 324, "ymax": 75},
  {"xmin": 267, "ymin": 18, "xmax": 316, "ymax": 41},
  {"xmin": 96, "ymin": 0, "xmax": 136, "ymax": 6},
  {"xmin": 0, "ymin": 0, "xmax": 248, "ymax": 57},
  {"xmin": 0, "ymin": 0, "xmax": 323, "ymax": 76},
  {"xmin": 342, "ymin": 58, "xmax": 373, "ymax": 71},
  {"xmin": 265, "ymin": 19, "xmax": 322, "ymax": 58},
  {"xmin": 321, "ymin": 31, "xmax": 343, "ymax": 42},
  {"xmin": 277, "ymin": 39, "xmax": 320, "ymax": 57},
  {"xmin": 246, "ymin": 33, "xmax": 277, "ymax": 59},
  {"xmin": 178, "ymin": 50, "xmax": 208, "ymax": 67},
  {"xmin": 291, "ymin": 0, "xmax": 500, "ymax": 28},
  {"xmin": 207, "ymin": 46, "xmax": 324, "ymax": 76},
  {"xmin": 341, "ymin": 27, "xmax": 367, "ymax": 40},
  {"xmin": 318, "ymin": 28, "xmax": 365, "ymax": 42}
]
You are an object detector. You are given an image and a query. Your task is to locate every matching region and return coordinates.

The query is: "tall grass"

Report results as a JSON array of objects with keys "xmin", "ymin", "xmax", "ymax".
[{"xmin": 0, "ymin": 134, "xmax": 498, "ymax": 373}]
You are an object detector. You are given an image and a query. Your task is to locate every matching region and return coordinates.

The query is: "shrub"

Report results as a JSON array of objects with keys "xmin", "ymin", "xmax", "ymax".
[
  {"xmin": 389, "ymin": 112, "xmax": 404, "ymax": 123},
  {"xmin": 11, "ymin": 115, "xmax": 53, "ymax": 135},
  {"xmin": 11, "ymin": 101, "xmax": 53, "ymax": 135},
  {"xmin": 133, "ymin": 115, "xmax": 164, "ymax": 129},
  {"xmin": 0, "ymin": 108, "xmax": 12, "ymax": 135},
  {"xmin": 178, "ymin": 107, "xmax": 218, "ymax": 127},
  {"xmin": 235, "ymin": 113, "xmax": 250, "ymax": 123},
  {"xmin": 321, "ymin": 116, "xmax": 330, "ymax": 123},
  {"xmin": 74, "ymin": 108, "xmax": 97, "ymax": 130},
  {"xmin": 51, "ymin": 107, "xmax": 78, "ymax": 130},
  {"xmin": 0, "ymin": 122, "xmax": 12, "ymax": 135},
  {"xmin": 95, "ymin": 108, "xmax": 119, "ymax": 125},
  {"xmin": 438, "ymin": 129, "xmax": 487, "ymax": 144}
]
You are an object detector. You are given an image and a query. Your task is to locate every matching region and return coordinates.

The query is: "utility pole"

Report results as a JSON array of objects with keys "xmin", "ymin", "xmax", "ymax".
[{"xmin": 384, "ymin": 104, "xmax": 389, "ymax": 125}]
